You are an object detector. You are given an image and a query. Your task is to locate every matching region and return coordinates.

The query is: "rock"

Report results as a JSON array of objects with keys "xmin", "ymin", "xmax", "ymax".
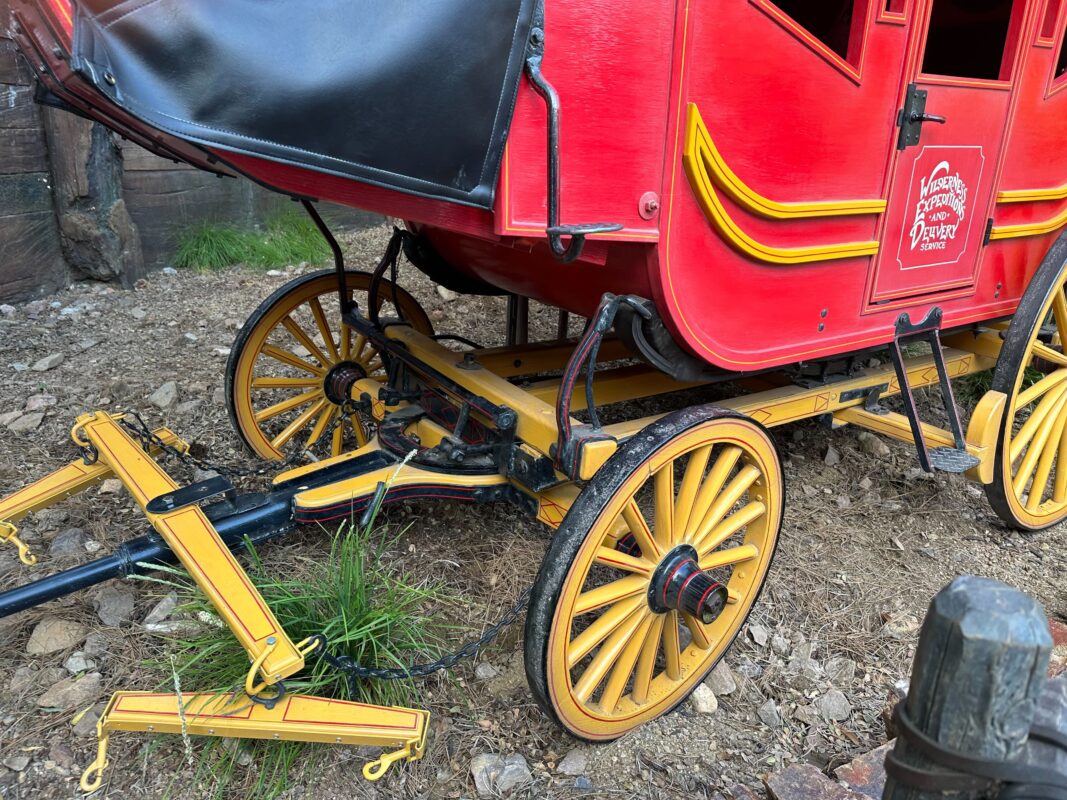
[
  {"xmin": 64, "ymin": 652, "xmax": 97, "ymax": 674},
  {"xmin": 48, "ymin": 742, "xmax": 76, "ymax": 771},
  {"xmin": 575, "ymin": 776, "xmax": 593, "ymax": 790},
  {"xmin": 817, "ymin": 689, "xmax": 852, "ymax": 721},
  {"xmin": 3, "ymin": 755, "xmax": 30, "ymax": 772},
  {"xmin": 824, "ymin": 445, "xmax": 842, "ymax": 466},
  {"xmin": 859, "ymin": 477, "xmax": 873, "ymax": 491},
  {"xmin": 130, "ymin": 307, "xmax": 147, "ymax": 320},
  {"xmin": 24, "ymin": 394, "xmax": 58, "ymax": 412},
  {"xmin": 82, "ymin": 633, "xmax": 111, "ymax": 661},
  {"xmin": 471, "ymin": 753, "xmax": 504, "ymax": 797},
  {"xmin": 556, "ymin": 748, "xmax": 588, "ymax": 776},
  {"xmin": 49, "ymin": 528, "xmax": 86, "ymax": 557},
  {"xmin": 32, "ymin": 353, "xmax": 64, "ymax": 372},
  {"xmin": 93, "ymin": 586, "xmax": 136, "ymax": 626},
  {"xmin": 436, "ymin": 285, "xmax": 460, "ymax": 302},
  {"xmin": 857, "ymin": 432, "xmax": 892, "ymax": 458},
  {"xmin": 881, "ymin": 613, "xmax": 920, "ymax": 640},
  {"xmin": 144, "ymin": 592, "xmax": 178, "ymax": 625},
  {"xmin": 212, "ymin": 347, "xmax": 232, "ymax": 358},
  {"xmin": 8, "ymin": 666, "xmax": 37, "ymax": 694},
  {"xmin": 0, "ymin": 304, "xmax": 15, "ymax": 317},
  {"xmin": 72, "ymin": 704, "xmax": 104, "ymax": 737},
  {"xmin": 0, "ymin": 410, "xmax": 23, "ymax": 427},
  {"xmin": 794, "ymin": 704, "xmax": 821, "ymax": 727},
  {"xmin": 8, "ymin": 412, "xmax": 44, "ymax": 433},
  {"xmin": 34, "ymin": 508, "xmax": 69, "ymax": 530},
  {"xmin": 495, "ymin": 755, "xmax": 532, "ymax": 795},
  {"xmin": 162, "ymin": 267, "xmax": 178, "ymax": 276},
  {"xmin": 766, "ymin": 764, "xmax": 869, "ymax": 800},
  {"xmin": 706, "ymin": 661, "xmax": 738, "ymax": 696},
  {"xmin": 882, "ymin": 680, "xmax": 909, "ymax": 738},
  {"xmin": 148, "ymin": 381, "xmax": 179, "ymax": 410},
  {"xmin": 99, "ymin": 478, "xmax": 123, "ymax": 495},
  {"xmin": 771, "ymin": 634, "xmax": 792, "ymax": 656},
  {"xmin": 835, "ymin": 741, "xmax": 894, "ymax": 799},
  {"xmin": 825, "ymin": 657, "xmax": 857, "ymax": 685},
  {"xmin": 835, "ymin": 495, "xmax": 851, "ymax": 509},
  {"xmin": 474, "ymin": 662, "xmax": 499, "ymax": 680},
  {"xmin": 690, "ymin": 683, "xmax": 719, "ymax": 714},
  {"xmin": 175, "ymin": 399, "xmax": 204, "ymax": 415},
  {"xmin": 26, "ymin": 619, "xmax": 87, "ymax": 654},
  {"xmin": 748, "ymin": 623, "xmax": 770, "ymax": 647},
  {"xmin": 183, "ymin": 332, "xmax": 199, "ymax": 343},
  {"xmin": 37, "ymin": 672, "xmax": 103, "ymax": 710},
  {"xmin": 758, "ymin": 699, "xmax": 783, "ymax": 728}
]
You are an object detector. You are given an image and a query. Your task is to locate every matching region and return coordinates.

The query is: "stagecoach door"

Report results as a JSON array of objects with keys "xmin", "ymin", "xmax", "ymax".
[{"xmin": 870, "ymin": 0, "xmax": 1026, "ymax": 304}]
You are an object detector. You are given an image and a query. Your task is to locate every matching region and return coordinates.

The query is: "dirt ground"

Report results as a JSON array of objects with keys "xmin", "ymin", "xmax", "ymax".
[{"xmin": 0, "ymin": 222, "xmax": 1064, "ymax": 800}]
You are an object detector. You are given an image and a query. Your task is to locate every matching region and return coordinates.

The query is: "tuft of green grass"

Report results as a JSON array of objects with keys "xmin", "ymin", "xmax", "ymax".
[
  {"xmin": 172, "ymin": 212, "xmax": 331, "ymax": 271},
  {"xmin": 134, "ymin": 510, "xmax": 454, "ymax": 799}
]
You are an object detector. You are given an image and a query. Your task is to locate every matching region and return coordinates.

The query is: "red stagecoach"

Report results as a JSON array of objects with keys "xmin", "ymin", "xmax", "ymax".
[{"xmin": 4, "ymin": 0, "xmax": 1067, "ymax": 786}]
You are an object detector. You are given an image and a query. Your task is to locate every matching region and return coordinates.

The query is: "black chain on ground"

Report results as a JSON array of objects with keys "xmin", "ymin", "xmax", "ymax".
[
  {"xmin": 309, "ymin": 587, "xmax": 531, "ymax": 691},
  {"xmin": 106, "ymin": 407, "xmax": 360, "ymax": 482}
]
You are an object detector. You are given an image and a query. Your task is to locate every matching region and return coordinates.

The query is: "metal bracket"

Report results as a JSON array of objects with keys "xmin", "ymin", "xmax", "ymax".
[
  {"xmin": 146, "ymin": 474, "xmax": 235, "ymax": 515},
  {"xmin": 524, "ymin": 21, "xmax": 622, "ymax": 263},
  {"xmin": 897, "ymin": 83, "xmax": 946, "ymax": 150}
]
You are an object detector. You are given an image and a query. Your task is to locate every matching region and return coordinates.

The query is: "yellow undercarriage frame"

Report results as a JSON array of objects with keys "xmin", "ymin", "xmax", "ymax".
[{"xmin": 1, "ymin": 411, "xmax": 429, "ymax": 790}]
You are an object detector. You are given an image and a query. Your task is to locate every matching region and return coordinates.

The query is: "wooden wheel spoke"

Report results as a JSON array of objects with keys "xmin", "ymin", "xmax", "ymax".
[
  {"xmin": 574, "ymin": 575, "xmax": 649, "ymax": 616},
  {"xmin": 689, "ymin": 464, "xmax": 761, "ymax": 547},
  {"xmin": 653, "ymin": 463, "xmax": 675, "ymax": 547},
  {"xmin": 261, "ymin": 344, "xmax": 325, "ymax": 376},
  {"xmin": 594, "ymin": 547, "xmax": 653, "ymax": 575},
  {"xmin": 699, "ymin": 543, "xmax": 760, "ymax": 571},
  {"xmin": 1032, "ymin": 341, "xmax": 1067, "ymax": 368},
  {"xmin": 681, "ymin": 612, "xmax": 713, "ymax": 650},
  {"xmin": 1052, "ymin": 291, "xmax": 1067, "ymax": 345},
  {"xmin": 251, "ymin": 376, "xmax": 321, "ymax": 390},
  {"xmin": 331, "ymin": 417, "xmax": 345, "ymax": 457},
  {"xmin": 1010, "ymin": 382, "xmax": 1067, "ymax": 462},
  {"xmin": 674, "ymin": 444, "xmax": 712, "ymax": 534},
  {"xmin": 282, "ymin": 316, "xmax": 333, "ymax": 368},
  {"xmin": 305, "ymin": 405, "xmax": 337, "ymax": 448},
  {"xmin": 271, "ymin": 398, "xmax": 328, "ymax": 449},
  {"xmin": 1013, "ymin": 389, "xmax": 1067, "ymax": 494},
  {"xmin": 1023, "ymin": 390, "xmax": 1067, "ymax": 510},
  {"xmin": 695, "ymin": 501, "xmax": 767, "ymax": 557},
  {"xmin": 630, "ymin": 615, "xmax": 665, "ymax": 706},
  {"xmin": 599, "ymin": 614, "xmax": 656, "ymax": 712},
  {"xmin": 364, "ymin": 356, "xmax": 384, "ymax": 375},
  {"xmin": 567, "ymin": 595, "xmax": 645, "ymax": 668},
  {"xmin": 1018, "ymin": 368, "xmax": 1067, "ymax": 408},
  {"xmin": 572, "ymin": 607, "xmax": 649, "ymax": 703},
  {"xmin": 254, "ymin": 389, "xmax": 322, "ymax": 423},
  {"xmin": 308, "ymin": 298, "xmax": 341, "ymax": 363},
  {"xmin": 353, "ymin": 335, "xmax": 369, "ymax": 361},
  {"xmin": 340, "ymin": 324, "xmax": 353, "ymax": 361},
  {"xmin": 662, "ymin": 612, "xmax": 682, "ymax": 680},
  {"xmin": 686, "ymin": 446, "xmax": 743, "ymax": 540},
  {"xmin": 621, "ymin": 500, "xmax": 661, "ymax": 560}
]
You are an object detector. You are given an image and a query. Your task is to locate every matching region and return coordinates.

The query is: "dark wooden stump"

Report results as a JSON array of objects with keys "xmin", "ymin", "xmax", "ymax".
[{"xmin": 883, "ymin": 575, "xmax": 1052, "ymax": 800}]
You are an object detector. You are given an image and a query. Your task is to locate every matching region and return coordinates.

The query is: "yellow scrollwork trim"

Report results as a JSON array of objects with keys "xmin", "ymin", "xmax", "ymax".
[{"xmin": 682, "ymin": 103, "xmax": 882, "ymax": 265}]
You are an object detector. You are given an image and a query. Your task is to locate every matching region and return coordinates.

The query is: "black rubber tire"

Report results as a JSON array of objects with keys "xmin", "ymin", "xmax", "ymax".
[
  {"xmin": 985, "ymin": 230, "xmax": 1067, "ymax": 530},
  {"xmin": 523, "ymin": 404, "xmax": 784, "ymax": 741},
  {"xmin": 224, "ymin": 269, "xmax": 432, "ymax": 458}
]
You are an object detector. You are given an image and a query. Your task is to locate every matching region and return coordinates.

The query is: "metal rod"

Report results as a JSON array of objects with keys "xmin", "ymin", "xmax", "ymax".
[
  {"xmin": 301, "ymin": 200, "xmax": 350, "ymax": 313},
  {"xmin": 556, "ymin": 309, "xmax": 570, "ymax": 339}
]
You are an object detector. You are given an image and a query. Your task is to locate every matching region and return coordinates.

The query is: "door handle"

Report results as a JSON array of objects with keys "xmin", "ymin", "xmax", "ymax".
[{"xmin": 911, "ymin": 112, "xmax": 946, "ymax": 125}]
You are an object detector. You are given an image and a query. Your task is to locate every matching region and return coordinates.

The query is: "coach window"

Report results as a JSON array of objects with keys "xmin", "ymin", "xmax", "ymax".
[
  {"xmin": 767, "ymin": 0, "xmax": 867, "ymax": 66},
  {"xmin": 921, "ymin": 0, "xmax": 1023, "ymax": 82}
]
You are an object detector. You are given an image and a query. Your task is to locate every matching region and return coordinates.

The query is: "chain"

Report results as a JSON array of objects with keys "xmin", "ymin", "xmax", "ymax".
[
  {"xmin": 110, "ymin": 404, "xmax": 362, "ymax": 482},
  {"xmin": 310, "ymin": 587, "xmax": 531, "ymax": 692}
]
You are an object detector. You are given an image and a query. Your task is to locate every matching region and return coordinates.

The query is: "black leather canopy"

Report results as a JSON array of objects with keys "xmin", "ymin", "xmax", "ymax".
[{"xmin": 71, "ymin": 0, "xmax": 537, "ymax": 208}]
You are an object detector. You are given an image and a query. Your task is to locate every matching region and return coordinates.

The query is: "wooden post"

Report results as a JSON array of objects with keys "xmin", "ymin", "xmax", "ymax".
[{"xmin": 883, "ymin": 575, "xmax": 1052, "ymax": 800}]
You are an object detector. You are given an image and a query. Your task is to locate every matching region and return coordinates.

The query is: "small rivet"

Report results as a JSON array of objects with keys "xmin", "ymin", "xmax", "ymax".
[
  {"xmin": 272, "ymin": 734, "xmax": 280, "ymax": 740},
  {"xmin": 147, "ymin": 725, "xmax": 155, "ymax": 732},
  {"xmin": 639, "ymin": 191, "xmax": 661, "ymax": 220},
  {"xmin": 266, "ymin": 636, "xmax": 277, "ymax": 645},
  {"xmin": 103, "ymin": 71, "xmax": 116, "ymax": 86},
  {"xmin": 818, "ymin": 323, "xmax": 825, "ymax": 332},
  {"xmin": 821, "ymin": 309, "xmax": 828, "ymax": 318}
]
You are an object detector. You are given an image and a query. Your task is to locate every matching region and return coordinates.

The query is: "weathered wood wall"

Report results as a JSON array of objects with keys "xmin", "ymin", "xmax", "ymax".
[
  {"xmin": 0, "ymin": 3, "xmax": 378, "ymax": 303},
  {"xmin": 0, "ymin": 2, "xmax": 69, "ymax": 301}
]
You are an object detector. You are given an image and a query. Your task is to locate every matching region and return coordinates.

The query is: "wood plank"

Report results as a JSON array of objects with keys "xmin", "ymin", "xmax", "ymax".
[
  {"xmin": 0, "ymin": 85, "xmax": 48, "ymax": 174},
  {"xmin": 0, "ymin": 38, "xmax": 30, "ymax": 86}
]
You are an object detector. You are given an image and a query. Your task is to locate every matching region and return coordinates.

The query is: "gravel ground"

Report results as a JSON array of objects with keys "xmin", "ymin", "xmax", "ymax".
[{"xmin": 0, "ymin": 222, "xmax": 1064, "ymax": 800}]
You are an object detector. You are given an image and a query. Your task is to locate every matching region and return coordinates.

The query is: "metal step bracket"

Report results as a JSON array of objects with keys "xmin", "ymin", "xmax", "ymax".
[
  {"xmin": 888, "ymin": 309, "xmax": 981, "ymax": 473},
  {"xmin": 81, "ymin": 691, "xmax": 429, "ymax": 790}
]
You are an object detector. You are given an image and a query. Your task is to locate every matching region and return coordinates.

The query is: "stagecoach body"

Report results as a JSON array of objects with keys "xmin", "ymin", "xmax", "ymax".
[{"xmin": 5, "ymin": 0, "xmax": 1067, "ymax": 789}]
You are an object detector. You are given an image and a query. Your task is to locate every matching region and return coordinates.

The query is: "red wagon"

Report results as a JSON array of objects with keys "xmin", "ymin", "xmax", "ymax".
[{"xmin": 5, "ymin": 0, "xmax": 1067, "ymax": 784}]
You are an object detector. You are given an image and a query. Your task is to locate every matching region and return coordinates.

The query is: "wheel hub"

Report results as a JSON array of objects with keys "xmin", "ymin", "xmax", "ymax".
[
  {"xmin": 647, "ymin": 545, "xmax": 728, "ymax": 624},
  {"xmin": 323, "ymin": 361, "xmax": 368, "ymax": 405}
]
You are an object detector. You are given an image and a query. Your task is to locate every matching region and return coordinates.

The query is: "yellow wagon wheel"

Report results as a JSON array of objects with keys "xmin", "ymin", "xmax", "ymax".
[
  {"xmin": 525, "ymin": 407, "xmax": 782, "ymax": 740},
  {"xmin": 987, "ymin": 234, "xmax": 1067, "ymax": 530},
  {"xmin": 226, "ymin": 270, "xmax": 432, "ymax": 461}
]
